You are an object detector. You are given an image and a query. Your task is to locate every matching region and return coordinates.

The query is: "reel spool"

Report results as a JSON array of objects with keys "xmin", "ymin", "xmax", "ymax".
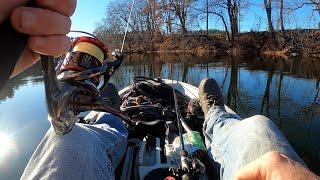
[{"xmin": 57, "ymin": 36, "xmax": 109, "ymax": 97}]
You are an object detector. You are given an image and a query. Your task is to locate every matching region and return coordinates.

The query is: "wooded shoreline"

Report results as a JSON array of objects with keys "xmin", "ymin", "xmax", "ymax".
[
  {"xmin": 94, "ymin": 0, "xmax": 319, "ymax": 58},
  {"xmin": 103, "ymin": 29, "xmax": 320, "ymax": 58}
]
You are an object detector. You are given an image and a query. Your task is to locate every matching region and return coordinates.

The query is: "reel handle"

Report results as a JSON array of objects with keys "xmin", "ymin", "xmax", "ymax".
[{"xmin": 0, "ymin": 1, "xmax": 36, "ymax": 90}]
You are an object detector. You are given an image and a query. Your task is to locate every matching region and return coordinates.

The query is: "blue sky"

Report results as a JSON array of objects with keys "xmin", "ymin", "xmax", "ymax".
[
  {"xmin": 71, "ymin": 0, "xmax": 109, "ymax": 33},
  {"xmin": 71, "ymin": 0, "xmax": 319, "ymax": 33}
]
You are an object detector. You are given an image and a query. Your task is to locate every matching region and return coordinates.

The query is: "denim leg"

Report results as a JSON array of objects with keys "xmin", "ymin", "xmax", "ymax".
[
  {"xmin": 203, "ymin": 106, "xmax": 305, "ymax": 180},
  {"xmin": 92, "ymin": 112, "xmax": 129, "ymax": 169},
  {"xmin": 21, "ymin": 113, "xmax": 128, "ymax": 180}
]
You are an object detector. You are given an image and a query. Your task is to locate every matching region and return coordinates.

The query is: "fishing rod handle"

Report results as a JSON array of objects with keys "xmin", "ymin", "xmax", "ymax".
[{"xmin": 0, "ymin": 1, "xmax": 35, "ymax": 90}]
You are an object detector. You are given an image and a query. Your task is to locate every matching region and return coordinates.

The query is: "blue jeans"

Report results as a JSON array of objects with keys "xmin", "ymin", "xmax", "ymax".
[
  {"xmin": 203, "ymin": 106, "xmax": 305, "ymax": 180},
  {"xmin": 21, "ymin": 108, "xmax": 305, "ymax": 180},
  {"xmin": 21, "ymin": 113, "xmax": 128, "ymax": 180}
]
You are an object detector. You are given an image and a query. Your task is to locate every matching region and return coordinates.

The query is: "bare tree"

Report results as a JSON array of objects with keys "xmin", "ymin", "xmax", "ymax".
[
  {"xmin": 160, "ymin": 0, "xmax": 175, "ymax": 34},
  {"xmin": 172, "ymin": 0, "xmax": 195, "ymax": 33},
  {"xmin": 206, "ymin": 0, "xmax": 209, "ymax": 36},
  {"xmin": 264, "ymin": 0, "xmax": 275, "ymax": 33},
  {"xmin": 227, "ymin": 0, "xmax": 240, "ymax": 41},
  {"xmin": 279, "ymin": 0, "xmax": 285, "ymax": 33},
  {"xmin": 286, "ymin": 0, "xmax": 319, "ymax": 27},
  {"xmin": 194, "ymin": 0, "xmax": 231, "ymax": 40},
  {"xmin": 289, "ymin": 0, "xmax": 319, "ymax": 12},
  {"xmin": 209, "ymin": 0, "xmax": 242, "ymax": 42}
]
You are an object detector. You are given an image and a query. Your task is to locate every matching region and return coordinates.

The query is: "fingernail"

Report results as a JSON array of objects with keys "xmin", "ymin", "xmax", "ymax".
[{"xmin": 21, "ymin": 10, "xmax": 36, "ymax": 28}]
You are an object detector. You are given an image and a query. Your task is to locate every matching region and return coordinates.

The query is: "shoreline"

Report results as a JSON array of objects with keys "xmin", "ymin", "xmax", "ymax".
[
  {"xmin": 106, "ymin": 30, "xmax": 320, "ymax": 59},
  {"xmin": 124, "ymin": 49, "xmax": 320, "ymax": 58}
]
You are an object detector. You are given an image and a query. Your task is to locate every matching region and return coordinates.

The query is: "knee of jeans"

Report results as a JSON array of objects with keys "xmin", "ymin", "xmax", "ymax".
[
  {"xmin": 242, "ymin": 115, "xmax": 274, "ymax": 130},
  {"xmin": 46, "ymin": 125, "xmax": 100, "ymax": 154}
]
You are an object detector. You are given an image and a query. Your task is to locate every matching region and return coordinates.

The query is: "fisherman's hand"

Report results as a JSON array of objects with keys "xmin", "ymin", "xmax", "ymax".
[
  {"xmin": 234, "ymin": 151, "xmax": 319, "ymax": 180},
  {"xmin": 0, "ymin": 0, "xmax": 77, "ymax": 77}
]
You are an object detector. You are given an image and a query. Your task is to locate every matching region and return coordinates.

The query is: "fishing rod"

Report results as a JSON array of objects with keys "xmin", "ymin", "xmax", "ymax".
[
  {"xmin": 169, "ymin": 63, "xmax": 193, "ymax": 174},
  {"xmin": 122, "ymin": 0, "xmax": 136, "ymax": 53}
]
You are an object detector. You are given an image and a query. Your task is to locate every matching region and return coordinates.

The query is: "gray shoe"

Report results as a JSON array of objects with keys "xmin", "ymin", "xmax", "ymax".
[
  {"xmin": 198, "ymin": 78, "xmax": 224, "ymax": 116},
  {"xmin": 100, "ymin": 83, "xmax": 120, "ymax": 110}
]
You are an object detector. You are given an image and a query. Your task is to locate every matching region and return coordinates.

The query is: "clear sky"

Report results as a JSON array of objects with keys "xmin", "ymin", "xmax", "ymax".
[
  {"xmin": 71, "ymin": 0, "xmax": 109, "ymax": 33},
  {"xmin": 71, "ymin": 0, "xmax": 320, "ymax": 33}
]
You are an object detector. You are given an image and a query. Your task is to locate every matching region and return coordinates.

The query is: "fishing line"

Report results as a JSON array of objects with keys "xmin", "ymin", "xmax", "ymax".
[
  {"xmin": 69, "ymin": 0, "xmax": 135, "ymax": 53},
  {"xmin": 121, "ymin": 0, "xmax": 136, "ymax": 53},
  {"xmin": 69, "ymin": 30, "xmax": 97, "ymax": 38}
]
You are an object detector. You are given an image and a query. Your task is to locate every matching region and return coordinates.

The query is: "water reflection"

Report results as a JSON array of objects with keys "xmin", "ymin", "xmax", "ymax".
[
  {"xmin": 113, "ymin": 54, "xmax": 320, "ymax": 175},
  {"xmin": 0, "ymin": 63, "xmax": 43, "ymax": 102},
  {"xmin": 227, "ymin": 59, "xmax": 239, "ymax": 112},
  {"xmin": 0, "ymin": 54, "xmax": 319, "ymax": 179},
  {"xmin": 0, "ymin": 132, "xmax": 15, "ymax": 158}
]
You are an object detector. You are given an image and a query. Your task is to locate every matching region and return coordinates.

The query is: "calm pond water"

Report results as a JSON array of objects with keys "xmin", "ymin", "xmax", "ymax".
[{"xmin": 0, "ymin": 54, "xmax": 319, "ymax": 179}]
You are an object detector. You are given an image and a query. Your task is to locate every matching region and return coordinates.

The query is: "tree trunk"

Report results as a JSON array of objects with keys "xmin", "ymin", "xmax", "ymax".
[
  {"xmin": 179, "ymin": 7, "xmax": 187, "ymax": 33},
  {"xmin": 147, "ymin": 1, "xmax": 153, "ymax": 47},
  {"xmin": 167, "ymin": 12, "xmax": 173, "ymax": 34},
  {"xmin": 279, "ymin": 0, "xmax": 285, "ymax": 33},
  {"xmin": 173, "ymin": 0, "xmax": 188, "ymax": 34},
  {"xmin": 227, "ymin": 0, "xmax": 239, "ymax": 43},
  {"xmin": 218, "ymin": 13, "xmax": 231, "ymax": 42},
  {"xmin": 264, "ymin": 0, "xmax": 274, "ymax": 33},
  {"xmin": 180, "ymin": 17, "xmax": 187, "ymax": 33},
  {"xmin": 206, "ymin": 0, "xmax": 209, "ymax": 36}
]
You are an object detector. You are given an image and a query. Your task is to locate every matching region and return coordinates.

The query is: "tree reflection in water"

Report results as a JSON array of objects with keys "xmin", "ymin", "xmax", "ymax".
[
  {"xmin": 276, "ymin": 59, "xmax": 285, "ymax": 129},
  {"xmin": 227, "ymin": 58, "xmax": 239, "ymax": 111},
  {"xmin": 260, "ymin": 64, "xmax": 274, "ymax": 117},
  {"xmin": 1, "ymin": 54, "xmax": 320, "ymax": 177},
  {"xmin": 0, "ymin": 63, "xmax": 43, "ymax": 102}
]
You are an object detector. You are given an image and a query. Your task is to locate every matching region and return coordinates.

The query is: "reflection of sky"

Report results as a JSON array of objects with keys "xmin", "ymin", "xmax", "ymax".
[
  {"xmin": 0, "ymin": 132, "xmax": 16, "ymax": 162},
  {"xmin": 0, "ymin": 57, "xmax": 320, "ymax": 178},
  {"xmin": 0, "ymin": 82, "xmax": 50, "ymax": 179}
]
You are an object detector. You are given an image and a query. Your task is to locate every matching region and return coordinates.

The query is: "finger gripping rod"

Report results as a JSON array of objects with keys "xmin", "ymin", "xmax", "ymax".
[{"xmin": 0, "ymin": 1, "xmax": 35, "ymax": 90}]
